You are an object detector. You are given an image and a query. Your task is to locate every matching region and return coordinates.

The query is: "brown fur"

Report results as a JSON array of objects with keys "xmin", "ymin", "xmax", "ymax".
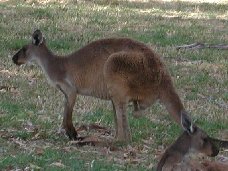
[
  {"xmin": 202, "ymin": 160, "xmax": 228, "ymax": 171},
  {"xmin": 13, "ymin": 30, "xmax": 185, "ymax": 142},
  {"xmin": 156, "ymin": 130, "xmax": 218, "ymax": 171},
  {"xmin": 156, "ymin": 124, "xmax": 228, "ymax": 171},
  {"xmin": 164, "ymin": 160, "xmax": 228, "ymax": 171}
]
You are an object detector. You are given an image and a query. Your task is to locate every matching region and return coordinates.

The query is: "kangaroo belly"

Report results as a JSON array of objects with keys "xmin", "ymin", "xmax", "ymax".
[
  {"xmin": 77, "ymin": 87, "xmax": 111, "ymax": 100},
  {"xmin": 76, "ymin": 75, "xmax": 111, "ymax": 100}
]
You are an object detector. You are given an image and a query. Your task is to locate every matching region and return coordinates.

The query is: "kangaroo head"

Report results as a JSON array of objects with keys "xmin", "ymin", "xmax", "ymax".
[
  {"xmin": 181, "ymin": 112, "xmax": 219, "ymax": 157},
  {"xmin": 12, "ymin": 30, "xmax": 45, "ymax": 65}
]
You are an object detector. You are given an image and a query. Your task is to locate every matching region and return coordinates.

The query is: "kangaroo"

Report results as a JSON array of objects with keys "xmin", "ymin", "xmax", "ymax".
[
  {"xmin": 156, "ymin": 113, "xmax": 228, "ymax": 171},
  {"xmin": 13, "ymin": 30, "xmax": 188, "ymax": 142},
  {"xmin": 201, "ymin": 160, "xmax": 228, "ymax": 171}
]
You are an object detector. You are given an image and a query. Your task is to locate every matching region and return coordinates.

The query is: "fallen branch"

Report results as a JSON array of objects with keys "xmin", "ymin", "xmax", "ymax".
[
  {"xmin": 208, "ymin": 44, "xmax": 228, "ymax": 49},
  {"xmin": 69, "ymin": 136, "xmax": 118, "ymax": 151},
  {"xmin": 176, "ymin": 43, "xmax": 228, "ymax": 50},
  {"xmin": 72, "ymin": 124, "xmax": 117, "ymax": 150},
  {"xmin": 176, "ymin": 42, "xmax": 204, "ymax": 50},
  {"xmin": 76, "ymin": 123, "xmax": 111, "ymax": 135}
]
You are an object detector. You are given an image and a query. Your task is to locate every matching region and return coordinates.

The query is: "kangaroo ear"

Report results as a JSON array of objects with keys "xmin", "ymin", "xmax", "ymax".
[
  {"xmin": 181, "ymin": 111, "xmax": 195, "ymax": 134},
  {"xmin": 32, "ymin": 29, "xmax": 43, "ymax": 46}
]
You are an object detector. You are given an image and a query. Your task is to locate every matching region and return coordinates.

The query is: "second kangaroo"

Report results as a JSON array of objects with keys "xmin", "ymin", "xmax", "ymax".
[
  {"xmin": 156, "ymin": 113, "xmax": 228, "ymax": 171},
  {"xmin": 13, "ymin": 30, "xmax": 190, "ymax": 142}
]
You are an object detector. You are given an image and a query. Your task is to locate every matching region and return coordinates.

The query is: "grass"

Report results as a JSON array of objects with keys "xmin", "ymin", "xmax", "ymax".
[{"xmin": 0, "ymin": 0, "xmax": 227, "ymax": 170}]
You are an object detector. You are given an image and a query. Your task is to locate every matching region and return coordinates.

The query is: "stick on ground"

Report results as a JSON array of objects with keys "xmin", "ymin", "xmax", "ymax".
[{"xmin": 176, "ymin": 43, "xmax": 228, "ymax": 50}]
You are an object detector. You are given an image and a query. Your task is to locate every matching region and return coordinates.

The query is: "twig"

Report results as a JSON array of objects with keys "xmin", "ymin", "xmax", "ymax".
[
  {"xmin": 76, "ymin": 123, "xmax": 111, "ymax": 134},
  {"xmin": 176, "ymin": 43, "xmax": 204, "ymax": 50},
  {"xmin": 208, "ymin": 44, "xmax": 228, "ymax": 50},
  {"xmin": 69, "ymin": 136, "xmax": 118, "ymax": 151},
  {"xmin": 176, "ymin": 43, "xmax": 228, "ymax": 50}
]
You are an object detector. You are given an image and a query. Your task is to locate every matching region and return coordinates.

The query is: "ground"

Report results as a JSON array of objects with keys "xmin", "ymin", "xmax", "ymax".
[{"xmin": 0, "ymin": 0, "xmax": 227, "ymax": 170}]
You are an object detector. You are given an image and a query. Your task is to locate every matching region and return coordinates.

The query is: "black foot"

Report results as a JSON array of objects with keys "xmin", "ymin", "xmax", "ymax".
[{"xmin": 66, "ymin": 127, "xmax": 78, "ymax": 140}]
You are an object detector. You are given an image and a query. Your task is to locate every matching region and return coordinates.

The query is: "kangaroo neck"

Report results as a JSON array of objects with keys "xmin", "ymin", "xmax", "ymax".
[
  {"xmin": 34, "ymin": 45, "xmax": 57, "ymax": 72},
  {"xmin": 172, "ymin": 132, "xmax": 191, "ymax": 156}
]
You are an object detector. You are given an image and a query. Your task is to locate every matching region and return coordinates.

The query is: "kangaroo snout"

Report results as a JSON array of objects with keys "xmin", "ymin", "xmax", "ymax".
[
  {"xmin": 209, "ymin": 140, "xmax": 219, "ymax": 157},
  {"xmin": 12, "ymin": 51, "xmax": 24, "ymax": 66},
  {"xmin": 12, "ymin": 53, "xmax": 19, "ymax": 65},
  {"xmin": 210, "ymin": 146, "xmax": 219, "ymax": 157},
  {"xmin": 12, "ymin": 49, "xmax": 26, "ymax": 66}
]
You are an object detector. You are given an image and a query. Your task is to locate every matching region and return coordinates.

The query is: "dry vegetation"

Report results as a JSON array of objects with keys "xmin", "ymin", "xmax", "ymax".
[{"xmin": 0, "ymin": 0, "xmax": 227, "ymax": 170}]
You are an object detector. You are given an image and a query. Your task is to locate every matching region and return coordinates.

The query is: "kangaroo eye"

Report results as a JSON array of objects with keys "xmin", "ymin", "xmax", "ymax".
[{"xmin": 203, "ymin": 138, "xmax": 208, "ymax": 144}]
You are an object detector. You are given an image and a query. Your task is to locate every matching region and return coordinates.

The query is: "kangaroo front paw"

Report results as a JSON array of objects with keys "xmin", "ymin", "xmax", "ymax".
[{"xmin": 65, "ymin": 126, "xmax": 78, "ymax": 140}]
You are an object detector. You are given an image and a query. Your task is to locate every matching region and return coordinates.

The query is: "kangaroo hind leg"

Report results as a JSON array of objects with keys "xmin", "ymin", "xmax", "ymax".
[{"xmin": 112, "ymin": 98, "xmax": 131, "ymax": 143}]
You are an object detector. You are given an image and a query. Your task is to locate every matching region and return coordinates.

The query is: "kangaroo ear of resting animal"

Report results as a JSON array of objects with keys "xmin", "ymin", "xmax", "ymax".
[
  {"xmin": 156, "ymin": 112, "xmax": 225, "ymax": 171},
  {"xmin": 181, "ymin": 111, "xmax": 196, "ymax": 134},
  {"xmin": 32, "ymin": 29, "xmax": 44, "ymax": 46}
]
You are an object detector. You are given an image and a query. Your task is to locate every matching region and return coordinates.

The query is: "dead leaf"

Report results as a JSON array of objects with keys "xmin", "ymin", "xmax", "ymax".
[
  {"xmin": 0, "ymin": 85, "xmax": 20, "ymax": 95},
  {"xmin": 23, "ymin": 121, "xmax": 38, "ymax": 134},
  {"xmin": 76, "ymin": 123, "xmax": 111, "ymax": 135},
  {"xmin": 50, "ymin": 161, "xmax": 65, "ymax": 168},
  {"xmin": 29, "ymin": 164, "xmax": 41, "ymax": 170},
  {"xmin": 148, "ymin": 163, "xmax": 154, "ymax": 169},
  {"xmin": 69, "ymin": 136, "xmax": 99, "ymax": 146},
  {"xmin": 219, "ymin": 130, "xmax": 228, "ymax": 139},
  {"xmin": 0, "ymin": 130, "xmax": 8, "ymax": 138},
  {"xmin": 11, "ymin": 137, "xmax": 26, "ymax": 147},
  {"xmin": 35, "ymin": 147, "xmax": 44, "ymax": 156}
]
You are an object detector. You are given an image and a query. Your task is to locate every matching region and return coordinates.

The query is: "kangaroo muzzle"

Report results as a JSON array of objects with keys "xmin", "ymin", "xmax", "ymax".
[
  {"xmin": 209, "ymin": 139, "xmax": 219, "ymax": 157},
  {"xmin": 12, "ymin": 53, "xmax": 19, "ymax": 65},
  {"xmin": 210, "ymin": 146, "xmax": 219, "ymax": 157},
  {"xmin": 12, "ymin": 51, "xmax": 23, "ymax": 65}
]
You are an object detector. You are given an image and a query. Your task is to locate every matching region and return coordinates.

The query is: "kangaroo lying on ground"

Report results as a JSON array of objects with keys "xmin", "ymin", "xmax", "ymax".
[
  {"xmin": 201, "ymin": 160, "xmax": 228, "ymax": 171},
  {"xmin": 156, "ymin": 113, "xmax": 228, "ymax": 171},
  {"xmin": 13, "ymin": 30, "xmax": 191, "ymax": 142}
]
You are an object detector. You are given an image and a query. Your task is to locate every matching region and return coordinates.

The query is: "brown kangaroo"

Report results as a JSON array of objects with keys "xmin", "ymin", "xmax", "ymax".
[
  {"xmin": 201, "ymin": 160, "xmax": 228, "ymax": 171},
  {"xmin": 156, "ymin": 113, "xmax": 228, "ymax": 171},
  {"xmin": 13, "ymin": 30, "xmax": 187, "ymax": 142}
]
